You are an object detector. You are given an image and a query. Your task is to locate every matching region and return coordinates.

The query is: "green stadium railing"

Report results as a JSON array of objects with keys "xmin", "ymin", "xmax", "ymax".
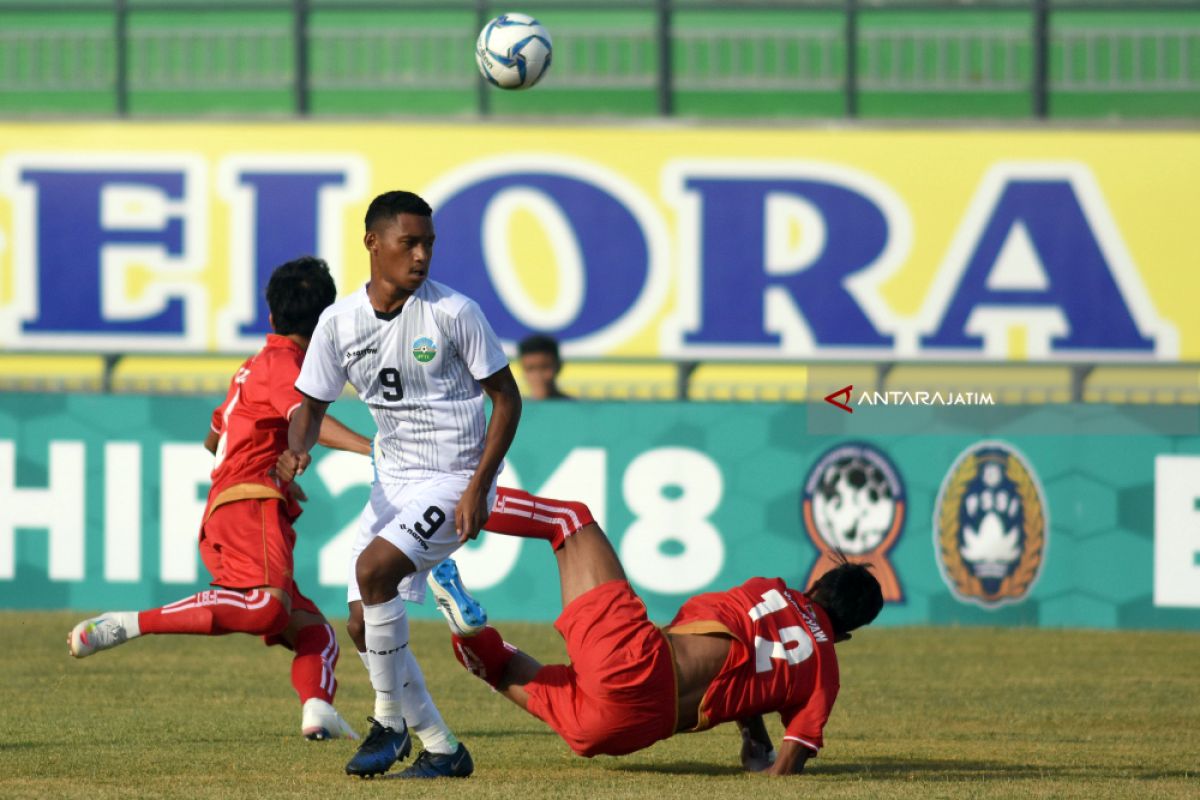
[{"xmin": 0, "ymin": 0, "xmax": 1197, "ymax": 119}]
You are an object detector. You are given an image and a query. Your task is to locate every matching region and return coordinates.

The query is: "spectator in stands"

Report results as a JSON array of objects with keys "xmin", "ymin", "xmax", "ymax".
[{"xmin": 518, "ymin": 334, "xmax": 572, "ymax": 401}]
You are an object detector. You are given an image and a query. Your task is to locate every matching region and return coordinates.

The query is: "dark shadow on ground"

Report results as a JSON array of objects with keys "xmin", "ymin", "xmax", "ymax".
[
  {"xmin": 609, "ymin": 761, "xmax": 744, "ymax": 777},
  {"xmin": 608, "ymin": 757, "xmax": 1198, "ymax": 780},
  {"xmin": 810, "ymin": 758, "xmax": 1198, "ymax": 781}
]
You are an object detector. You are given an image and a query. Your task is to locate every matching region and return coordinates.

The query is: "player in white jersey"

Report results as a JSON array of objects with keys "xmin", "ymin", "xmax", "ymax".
[{"xmin": 276, "ymin": 190, "xmax": 522, "ymax": 779}]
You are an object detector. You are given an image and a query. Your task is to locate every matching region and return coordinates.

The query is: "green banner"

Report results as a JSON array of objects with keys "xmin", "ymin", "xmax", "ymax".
[{"xmin": 0, "ymin": 394, "xmax": 1197, "ymax": 630}]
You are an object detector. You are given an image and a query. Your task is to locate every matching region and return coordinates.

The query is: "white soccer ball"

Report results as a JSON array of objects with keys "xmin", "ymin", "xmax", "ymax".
[{"xmin": 475, "ymin": 13, "xmax": 552, "ymax": 90}]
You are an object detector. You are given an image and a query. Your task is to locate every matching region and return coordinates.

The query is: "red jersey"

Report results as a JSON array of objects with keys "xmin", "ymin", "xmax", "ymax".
[
  {"xmin": 207, "ymin": 335, "xmax": 306, "ymax": 517},
  {"xmin": 668, "ymin": 576, "xmax": 840, "ymax": 754}
]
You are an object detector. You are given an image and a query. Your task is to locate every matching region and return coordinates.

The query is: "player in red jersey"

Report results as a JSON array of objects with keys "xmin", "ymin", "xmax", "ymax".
[
  {"xmin": 437, "ymin": 504, "xmax": 883, "ymax": 775},
  {"xmin": 67, "ymin": 257, "xmax": 373, "ymax": 742}
]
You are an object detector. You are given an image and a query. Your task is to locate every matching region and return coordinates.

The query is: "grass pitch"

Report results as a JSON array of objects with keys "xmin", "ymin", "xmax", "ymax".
[{"xmin": 4, "ymin": 612, "xmax": 1198, "ymax": 799}]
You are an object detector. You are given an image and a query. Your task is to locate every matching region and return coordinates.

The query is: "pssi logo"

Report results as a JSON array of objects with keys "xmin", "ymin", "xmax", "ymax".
[
  {"xmin": 934, "ymin": 441, "xmax": 1047, "ymax": 608},
  {"xmin": 0, "ymin": 151, "xmax": 1177, "ymax": 359},
  {"xmin": 801, "ymin": 442, "xmax": 905, "ymax": 602}
]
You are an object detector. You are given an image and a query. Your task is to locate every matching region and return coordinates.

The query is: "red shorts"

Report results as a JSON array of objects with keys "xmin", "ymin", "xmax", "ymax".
[
  {"xmin": 199, "ymin": 498, "xmax": 296, "ymax": 592},
  {"xmin": 524, "ymin": 580, "xmax": 677, "ymax": 757},
  {"xmin": 200, "ymin": 498, "xmax": 325, "ymax": 646}
]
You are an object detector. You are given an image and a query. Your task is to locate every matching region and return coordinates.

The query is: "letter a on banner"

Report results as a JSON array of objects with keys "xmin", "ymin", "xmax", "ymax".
[{"xmin": 914, "ymin": 163, "xmax": 1177, "ymax": 359}]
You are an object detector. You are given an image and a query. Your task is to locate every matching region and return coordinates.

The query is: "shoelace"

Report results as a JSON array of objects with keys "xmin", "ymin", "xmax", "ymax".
[{"xmin": 362, "ymin": 717, "xmax": 394, "ymax": 746}]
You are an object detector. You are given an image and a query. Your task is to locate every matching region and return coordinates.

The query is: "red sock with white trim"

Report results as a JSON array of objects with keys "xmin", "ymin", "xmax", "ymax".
[
  {"xmin": 485, "ymin": 488, "xmax": 595, "ymax": 551},
  {"xmin": 450, "ymin": 626, "xmax": 516, "ymax": 689},
  {"xmin": 137, "ymin": 589, "xmax": 289, "ymax": 636},
  {"xmin": 291, "ymin": 623, "xmax": 339, "ymax": 704}
]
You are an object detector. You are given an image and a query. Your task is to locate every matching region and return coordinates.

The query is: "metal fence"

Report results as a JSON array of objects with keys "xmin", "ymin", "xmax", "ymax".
[{"xmin": 0, "ymin": 1, "xmax": 1198, "ymax": 117}]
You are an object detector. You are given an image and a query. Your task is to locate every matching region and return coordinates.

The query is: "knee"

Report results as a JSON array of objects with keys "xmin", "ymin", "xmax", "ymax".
[
  {"xmin": 355, "ymin": 553, "xmax": 391, "ymax": 599},
  {"xmin": 560, "ymin": 500, "xmax": 595, "ymax": 533}
]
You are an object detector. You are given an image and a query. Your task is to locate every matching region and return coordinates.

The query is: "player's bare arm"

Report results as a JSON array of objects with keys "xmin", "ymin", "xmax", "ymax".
[
  {"xmin": 456, "ymin": 365, "xmax": 522, "ymax": 542},
  {"xmin": 278, "ymin": 394, "xmax": 330, "ymax": 481},
  {"xmin": 317, "ymin": 414, "xmax": 372, "ymax": 456},
  {"xmin": 763, "ymin": 739, "xmax": 811, "ymax": 776},
  {"xmin": 203, "ymin": 428, "xmax": 220, "ymax": 455}
]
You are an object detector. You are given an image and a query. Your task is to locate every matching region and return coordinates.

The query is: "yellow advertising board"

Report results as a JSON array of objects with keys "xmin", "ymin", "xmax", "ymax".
[{"xmin": 0, "ymin": 123, "xmax": 1194, "ymax": 360}]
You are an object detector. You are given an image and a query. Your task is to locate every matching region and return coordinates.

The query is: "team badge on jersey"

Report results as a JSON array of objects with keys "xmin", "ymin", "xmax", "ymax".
[
  {"xmin": 934, "ymin": 441, "xmax": 1047, "ymax": 608},
  {"xmin": 801, "ymin": 443, "xmax": 905, "ymax": 602},
  {"xmin": 412, "ymin": 337, "xmax": 437, "ymax": 363}
]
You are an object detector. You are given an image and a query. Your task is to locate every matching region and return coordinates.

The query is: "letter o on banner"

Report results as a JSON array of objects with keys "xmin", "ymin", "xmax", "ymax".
[{"xmin": 427, "ymin": 158, "xmax": 662, "ymax": 348}]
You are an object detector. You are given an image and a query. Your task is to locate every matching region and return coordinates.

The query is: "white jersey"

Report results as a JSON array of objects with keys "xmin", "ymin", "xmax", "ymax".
[{"xmin": 296, "ymin": 280, "xmax": 508, "ymax": 482}]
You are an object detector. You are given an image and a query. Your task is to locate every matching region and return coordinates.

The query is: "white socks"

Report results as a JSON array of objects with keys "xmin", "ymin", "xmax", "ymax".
[
  {"xmin": 115, "ymin": 611, "xmax": 141, "ymax": 638},
  {"xmin": 355, "ymin": 641, "xmax": 458, "ymax": 754},
  {"xmin": 401, "ymin": 649, "xmax": 459, "ymax": 755},
  {"xmin": 362, "ymin": 594, "xmax": 409, "ymax": 731}
]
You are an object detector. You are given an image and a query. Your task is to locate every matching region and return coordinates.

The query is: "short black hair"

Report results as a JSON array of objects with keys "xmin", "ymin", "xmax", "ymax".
[
  {"xmin": 518, "ymin": 334, "xmax": 561, "ymax": 361},
  {"xmin": 365, "ymin": 190, "xmax": 433, "ymax": 231},
  {"xmin": 806, "ymin": 562, "xmax": 883, "ymax": 637},
  {"xmin": 266, "ymin": 256, "xmax": 336, "ymax": 339}
]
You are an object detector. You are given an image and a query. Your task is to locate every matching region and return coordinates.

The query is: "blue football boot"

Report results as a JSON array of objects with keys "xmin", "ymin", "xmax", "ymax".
[
  {"xmin": 345, "ymin": 717, "xmax": 411, "ymax": 778},
  {"xmin": 427, "ymin": 559, "xmax": 488, "ymax": 636},
  {"xmin": 396, "ymin": 744, "xmax": 475, "ymax": 779}
]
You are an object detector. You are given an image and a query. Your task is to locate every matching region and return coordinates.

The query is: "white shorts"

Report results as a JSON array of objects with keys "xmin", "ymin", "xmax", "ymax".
[{"xmin": 346, "ymin": 474, "xmax": 497, "ymax": 605}]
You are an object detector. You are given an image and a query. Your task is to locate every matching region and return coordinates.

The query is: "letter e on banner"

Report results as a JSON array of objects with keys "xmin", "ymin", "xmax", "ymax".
[{"xmin": 0, "ymin": 154, "xmax": 207, "ymax": 351}]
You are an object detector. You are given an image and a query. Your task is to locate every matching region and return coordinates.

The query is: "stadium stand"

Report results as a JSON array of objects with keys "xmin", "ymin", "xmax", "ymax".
[
  {"xmin": 687, "ymin": 364, "xmax": 812, "ymax": 402},
  {"xmin": 522, "ymin": 360, "xmax": 680, "ymax": 401},
  {"xmin": 884, "ymin": 364, "xmax": 1073, "ymax": 405},
  {"xmin": 110, "ymin": 356, "xmax": 247, "ymax": 394},
  {"xmin": 1082, "ymin": 365, "xmax": 1200, "ymax": 404},
  {"xmin": 0, "ymin": 354, "xmax": 107, "ymax": 393}
]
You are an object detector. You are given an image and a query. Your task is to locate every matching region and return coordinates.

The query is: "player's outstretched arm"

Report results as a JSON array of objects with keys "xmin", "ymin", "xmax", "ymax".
[
  {"xmin": 763, "ymin": 740, "xmax": 812, "ymax": 776},
  {"xmin": 316, "ymin": 414, "xmax": 372, "ymax": 456},
  {"xmin": 737, "ymin": 715, "xmax": 776, "ymax": 772},
  {"xmin": 456, "ymin": 366, "xmax": 522, "ymax": 542},
  {"xmin": 278, "ymin": 394, "xmax": 329, "ymax": 481}
]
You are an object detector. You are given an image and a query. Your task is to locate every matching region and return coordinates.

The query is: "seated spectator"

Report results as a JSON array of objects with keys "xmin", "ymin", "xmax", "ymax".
[{"xmin": 518, "ymin": 334, "xmax": 572, "ymax": 400}]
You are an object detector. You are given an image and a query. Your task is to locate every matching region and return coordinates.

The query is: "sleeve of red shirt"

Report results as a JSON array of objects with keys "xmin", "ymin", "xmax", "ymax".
[
  {"xmin": 211, "ymin": 398, "xmax": 227, "ymax": 434},
  {"xmin": 778, "ymin": 668, "xmax": 840, "ymax": 754},
  {"xmin": 266, "ymin": 351, "xmax": 306, "ymax": 421}
]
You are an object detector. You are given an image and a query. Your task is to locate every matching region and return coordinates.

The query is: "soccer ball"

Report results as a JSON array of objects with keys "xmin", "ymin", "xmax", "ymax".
[{"xmin": 475, "ymin": 13, "xmax": 552, "ymax": 90}]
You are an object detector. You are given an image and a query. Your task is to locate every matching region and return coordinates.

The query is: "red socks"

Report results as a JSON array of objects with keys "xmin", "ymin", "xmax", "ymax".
[
  {"xmin": 486, "ymin": 489, "xmax": 595, "ymax": 551},
  {"xmin": 451, "ymin": 626, "xmax": 515, "ymax": 689},
  {"xmin": 138, "ymin": 588, "xmax": 289, "ymax": 637},
  {"xmin": 291, "ymin": 623, "xmax": 339, "ymax": 704}
]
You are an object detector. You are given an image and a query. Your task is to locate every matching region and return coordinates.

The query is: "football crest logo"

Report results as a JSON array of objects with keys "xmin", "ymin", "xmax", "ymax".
[
  {"xmin": 802, "ymin": 443, "xmax": 905, "ymax": 602},
  {"xmin": 934, "ymin": 441, "xmax": 1047, "ymax": 608},
  {"xmin": 412, "ymin": 337, "xmax": 437, "ymax": 363}
]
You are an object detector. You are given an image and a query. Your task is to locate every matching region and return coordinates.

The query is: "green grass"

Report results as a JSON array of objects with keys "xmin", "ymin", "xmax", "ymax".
[{"xmin": 4, "ymin": 613, "xmax": 1198, "ymax": 799}]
